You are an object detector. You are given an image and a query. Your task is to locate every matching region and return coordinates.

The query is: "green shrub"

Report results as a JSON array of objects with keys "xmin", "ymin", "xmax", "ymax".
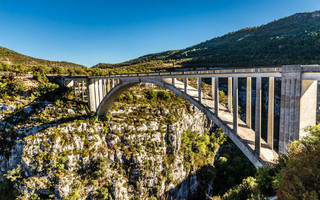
[
  {"xmin": 145, "ymin": 89, "xmax": 157, "ymax": 100},
  {"xmin": 255, "ymin": 167, "xmax": 276, "ymax": 196},
  {"xmin": 9, "ymin": 80, "xmax": 25, "ymax": 93},
  {"xmin": 0, "ymin": 82, "xmax": 8, "ymax": 93},
  {"xmin": 157, "ymin": 91, "xmax": 170, "ymax": 100},
  {"xmin": 32, "ymin": 82, "xmax": 59, "ymax": 99},
  {"xmin": 220, "ymin": 177, "xmax": 266, "ymax": 200},
  {"xmin": 33, "ymin": 66, "xmax": 50, "ymax": 83},
  {"xmin": 96, "ymin": 186, "xmax": 109, "ymax": 199},
  {"xmin": 219, "ymin": 90, "xmax": 228, "ymax": 104}
]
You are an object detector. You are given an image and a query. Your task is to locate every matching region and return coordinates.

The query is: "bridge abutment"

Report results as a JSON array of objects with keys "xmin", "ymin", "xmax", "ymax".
[{"xmin": 279, "ymin": 65, "xmax": 318, "ymax": 154}]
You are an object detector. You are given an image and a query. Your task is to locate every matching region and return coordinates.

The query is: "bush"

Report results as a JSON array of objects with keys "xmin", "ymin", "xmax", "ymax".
[
  {"xmin": 255, "ymin": 167, "xmax": 276, "ymax": 196},
  {"xmin": 123, "ymin": 92, "xmax": 134, "ymax": 101},
  {"xmin": 220, "ymin": 177, "xmax": 266, "ymax": 200},
  {"xmin": 0, "ymin": 82, "xmax": 8, "ymax": 93},
  {"xmin": 157, "ymin": 91, "xmax": 170, "ymax": 100},
  {"xmin": 9, "ymin": 80, "xmax": 25, "ymax": 93},
  {"xmin": 145, "ymin": 89, "xmax": 157, "ymax": 100},
  {"xmin": 96, "ymin": 186, "xmax": 109, "ymax": 199},
  {"xmin": 33, "ymin": 83, "xmax": 59, "ymax": 98}
]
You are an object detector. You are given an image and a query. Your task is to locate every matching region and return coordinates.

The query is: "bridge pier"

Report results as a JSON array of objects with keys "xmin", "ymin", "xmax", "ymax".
[
  {"xmin": 211, "ymin": 77, "xmax": 215, "ymax": 103},
  {"xmin": 267, "ymin": 77, "xmax": 274, "ymax": 149},
  {"xmin": 198, "ymin": 78, "xmax": 202, "ymax": 103},
  {"xmin": 99, "ymin": 80, "xmax": 103, "ymax": 103},
  {"xmin": 94, "ymin": 80, "xmax": 100, "ymax": 111},
  {"xmin": 107, "ymin": 79, "xmax": 111, "ymax": 93},
  {"xmin": 255, "ymin": 77, "xmax": 262, "ymax": 156},
  {"xmin": 184, "ymin": 78, "xmax": 188, "ymax": 94},
  {"xmin": 81, "ymin": 80, "xmax": 85, "ymax": 100},
  {"xmin": 111, "ymin": 79, "xmax": 115, "ymax": 88},
  {"xmin": 102, "ymin": 79, "xmax": 107, "ymax": 97},
  {"xmin": 73, "ymin": 81, "xmax": 76, "ymax": 95},
  {"xmin": 246, "ymin": 77, "xmax": 252, "ymax": 128},
  {"xmin": 233, "ymin": 77, "xmax": 238, "ymax": 133},
  {"xmin": 228, "ymin": 77, "xmax": 232, "ymax": 112},
  {"xmin": 215, "ymin": 77, "xmax": 219, "ymax": 116},
  {"xmin": 87, "ymin": 78, "xmax": 96, "ymax": 112}
]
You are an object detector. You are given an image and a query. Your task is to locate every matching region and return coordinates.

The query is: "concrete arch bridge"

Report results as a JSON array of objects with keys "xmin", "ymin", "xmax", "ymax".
[{"xmin": 61, "ymin": 65, "xmax": 320, "ymax": 168}]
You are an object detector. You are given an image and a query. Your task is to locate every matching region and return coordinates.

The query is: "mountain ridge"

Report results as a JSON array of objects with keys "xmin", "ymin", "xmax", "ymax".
[
  {"xmin": 1, "ymin": 10, "xmax": 320, "ymax": 71},
  {"xmin": 0, "ymin": 46, "xmax": 85, "ymax": 68},
  {"xmin": 111, "ymin": 10, "xmax": 320, "ymax": 68}
]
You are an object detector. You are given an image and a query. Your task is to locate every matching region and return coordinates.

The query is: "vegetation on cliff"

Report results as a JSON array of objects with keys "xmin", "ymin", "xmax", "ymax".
[{"xmin": 0, "ymin": 76, "xmax": 233, "ymax": 199}]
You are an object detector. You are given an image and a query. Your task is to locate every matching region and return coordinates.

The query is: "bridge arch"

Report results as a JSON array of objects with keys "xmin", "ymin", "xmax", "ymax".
[{"xmin": 96, "ymin": 77, "xmax": 200, "ymax": 117}]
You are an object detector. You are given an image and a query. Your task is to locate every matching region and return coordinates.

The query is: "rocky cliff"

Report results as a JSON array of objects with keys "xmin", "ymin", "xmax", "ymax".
[{"xmin": 0, "ymin": 81, "xmax": 226, "ymax": 199}]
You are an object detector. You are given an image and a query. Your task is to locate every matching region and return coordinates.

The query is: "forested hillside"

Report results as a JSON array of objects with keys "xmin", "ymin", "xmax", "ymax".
[
  {"xmin": 106, "ymin": 10, "xmax": 320, "ymax": 69},
  {"xmin": 0, "ymin": 46, "xmax": 84, "ymax": 68}
]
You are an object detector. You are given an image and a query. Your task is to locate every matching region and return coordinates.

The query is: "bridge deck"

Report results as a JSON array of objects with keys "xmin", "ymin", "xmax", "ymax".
[{"xmin": 168, "ymin": 79, "xmax": 278, "ymax": 165}]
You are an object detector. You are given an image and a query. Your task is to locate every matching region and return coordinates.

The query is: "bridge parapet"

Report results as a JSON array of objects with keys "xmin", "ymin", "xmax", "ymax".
[{"xmin": 61, "ymin": 65, "xmax": 319, "ymax": 167}]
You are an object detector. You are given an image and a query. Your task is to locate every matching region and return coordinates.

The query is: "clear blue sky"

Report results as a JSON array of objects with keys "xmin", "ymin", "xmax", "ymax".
[{"xmin": 0, "ymin": 0, "xmax": 320, "ymax": 67}]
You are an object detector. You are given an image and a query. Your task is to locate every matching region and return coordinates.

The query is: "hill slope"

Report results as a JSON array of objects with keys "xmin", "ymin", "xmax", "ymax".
[
  {"xmin": 114, "ymin": 10, "xmax": 320, "ymax": 68},
  {"xmin": 0, "ymin": 46, "xmax": 85, "ymax": 68}
]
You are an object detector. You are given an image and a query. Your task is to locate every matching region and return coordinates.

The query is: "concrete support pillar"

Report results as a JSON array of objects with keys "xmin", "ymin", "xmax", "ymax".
[
  {"xmin": 255, "ymin": 77, "xmax": 262, "ymax": 156},
  {"xmin": 87, "ymin": 78, "xmax": 96, "ymax": 112},
  {"xmin": 246, "ymin": 77, "xmax": 252, "ymax": 129},
  {"xmin": 184, "ymin": 78, "xmax": 188, "ymax": 94},
  {"xmin": 198, "ymin": 77, "xmax": 202, "ymax": 103},
  {"xmin": 107, "ymin": 79, "xmax": 111, "ymax": 93},
  {"xmin": 77, "ymin": 81, "xmax": 81, "ymax": 96},
  {"xmin": 215, "ymin": 77, "xmax": 219, "ymax": 116},
  {"xmin": 73, "ymin": 81, "xmax": 76, "ymax": 96},
  {"xmin": 111, "ymin": 79, "xmax": 115, "ymax": 88},
  {"xmin": 172, "ymin": 78, "xmax": 175, "ymax": 87},
  {"xmin": 211, "ymin": 77, "xmax": 215, "ymax": 102},
  {"xmin": 267, "ymin": 77, "xmax": 275, "ymax": 149},
  {"xmin": 81, "ymin": 80, "xmax": 85, "ymax": 100},
  {"xmin": 233, "ymin": 77, "xmax": 238, "ymax": 133},
  {"xmin": 102, "ymin": 79, "xmax": 107, "ymax": 97},
  {"xmin": 99, "ymin": 79, "xmax": 103, "ymax": 103},
  {"xmin": 228, "ymin": 77, "xmax": 233, "ymax": 112},
  {"xmin": 94, "ymin": 80, "xmax": 99, "ymax": 111}
]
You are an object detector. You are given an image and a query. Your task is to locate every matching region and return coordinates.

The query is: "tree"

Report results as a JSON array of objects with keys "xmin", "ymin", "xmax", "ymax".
[{"xmin": 276, "ymin": 125, "xmax": 320, "ymax": 200}]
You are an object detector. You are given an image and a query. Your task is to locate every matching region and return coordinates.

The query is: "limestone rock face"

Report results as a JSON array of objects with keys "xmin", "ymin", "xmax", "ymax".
[{"xmin": 0, "ymin": 99, "xmax": 212, "ymax": 199}]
